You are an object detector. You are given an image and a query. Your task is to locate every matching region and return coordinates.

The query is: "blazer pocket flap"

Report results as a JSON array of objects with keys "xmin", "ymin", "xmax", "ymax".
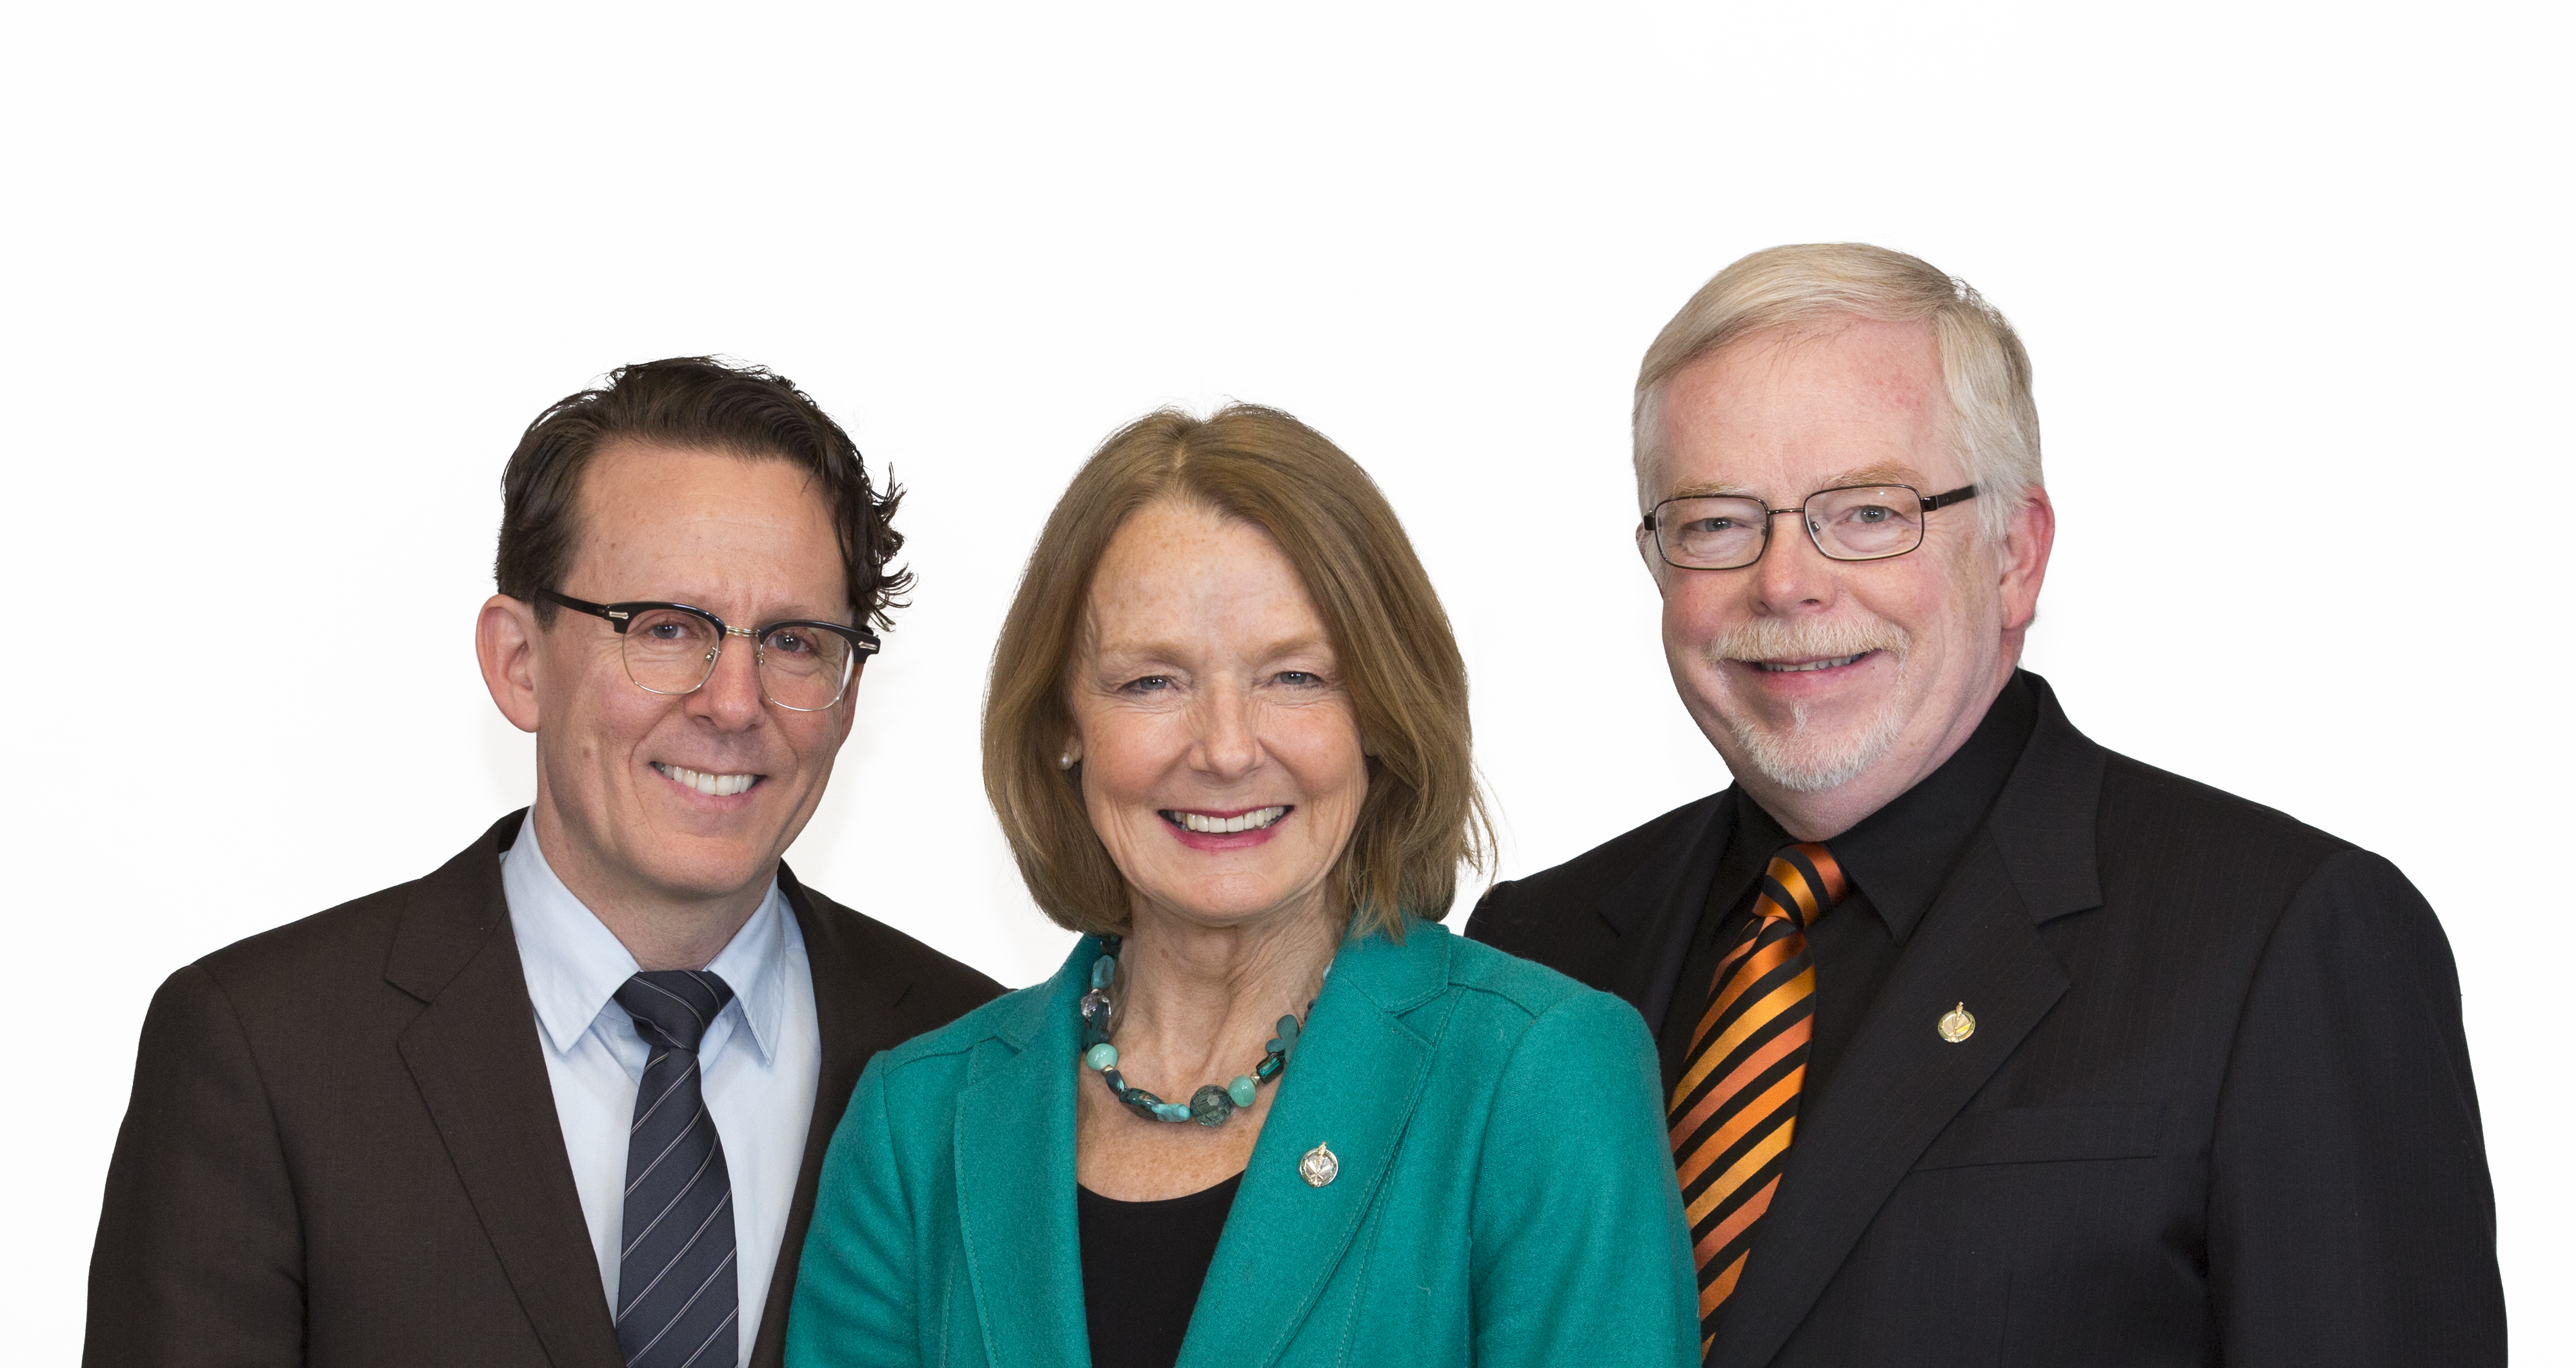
[{"xmin": 1914, "ymin": 1103, "xmax": 2164, "ymax": 1171}]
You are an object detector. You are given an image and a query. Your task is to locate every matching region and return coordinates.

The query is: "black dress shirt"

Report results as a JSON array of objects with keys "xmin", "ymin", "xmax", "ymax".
[{"xmin": 1657, "ymin": 674, "xmax": 2038, "ymax": 1095}]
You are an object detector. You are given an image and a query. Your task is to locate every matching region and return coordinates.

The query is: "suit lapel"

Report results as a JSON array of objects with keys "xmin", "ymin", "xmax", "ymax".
[
  {"xmin": 953, "ymin": 950, "xmax": 1092, "ymax": 1368},
  {"xmin": 389, "ymin": 813, "xmax": 624, "ymax": 1368},
  {"xmin": 1596, "ymin": 792, "xmax": 1736, "ymax": 1029},
  {"xmin": 1708, "ymin": 676, "xmax": 2109, "ymax": 1368},
  {"xmin": 748, "ymin": 869, "xmax": 914, "ymax": 1368},
  {"xmin": 1177, "ymin": 927, "xmax": 1447, "ymax": 1368},
  {"xmin": 1708, "ymin": 836, "xmax": 2066, "ymax": 1368}
]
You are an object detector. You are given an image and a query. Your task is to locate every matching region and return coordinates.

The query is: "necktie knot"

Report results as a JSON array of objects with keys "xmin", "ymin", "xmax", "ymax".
[
  {"xmin": 1758, "ymin": 841, "xmax": 1847, "ymax": 930},
  {"xmin": 614, "ymin": 970, "xmax": 736, "ymax": 1054}
]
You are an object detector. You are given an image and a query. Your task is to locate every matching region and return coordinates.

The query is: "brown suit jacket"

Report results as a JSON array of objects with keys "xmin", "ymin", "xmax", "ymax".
[{"xmin": 85, "ymin": 810, "xmax": 1004, "ymax": 1368}]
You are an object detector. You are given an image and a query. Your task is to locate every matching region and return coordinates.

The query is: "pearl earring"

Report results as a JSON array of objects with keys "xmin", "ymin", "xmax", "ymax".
[{"xmin": 1059, "ymin": 752, "xmax": 1076, "ymax": 770}]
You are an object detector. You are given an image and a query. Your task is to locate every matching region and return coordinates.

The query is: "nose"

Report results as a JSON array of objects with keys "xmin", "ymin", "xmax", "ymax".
[
  {"xmin": 1191, "ymin": 680, "xmax": 1264, "ymax": 782},
  {"xmin": 1751, "ymin": 510, "xmax": 1842, "ymax": 616},
  {"xmin": 683, "ymin": 630, "xmax": 767, "ymax": 730}
]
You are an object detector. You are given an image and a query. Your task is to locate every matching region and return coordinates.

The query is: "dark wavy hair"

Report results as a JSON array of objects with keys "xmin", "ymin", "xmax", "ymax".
[{"xmin": 494, "ymin": 356, "xmax": 910, "ymax": 628}]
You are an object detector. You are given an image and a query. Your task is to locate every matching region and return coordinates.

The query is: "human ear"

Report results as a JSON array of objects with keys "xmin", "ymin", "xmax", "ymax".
[
  {"xmin": 1996, "ymin": 489, "xmax": 2057, "ymax": 633},
  {"xmin": 829, "ymin": 658, "xmax": 865, "ymax": 743},
  {"xmin": 1636, "ymin": 518, "xmax": 1675, "ymax": 594},
  {"xmin": 476, "ymin": 594, "xmax": 544, "ymax": 734}
]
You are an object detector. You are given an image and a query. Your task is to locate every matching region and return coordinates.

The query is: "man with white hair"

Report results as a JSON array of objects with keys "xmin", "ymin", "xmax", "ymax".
[{"xmin": 1468, "ymin": 244, "xmax": 2504, "ymax": 1366}]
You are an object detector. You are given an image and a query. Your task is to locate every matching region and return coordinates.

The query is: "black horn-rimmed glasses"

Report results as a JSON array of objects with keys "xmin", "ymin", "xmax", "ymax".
[
  {"xmin": 540, "ymin": 590, "xmax": 880, "ymax": 712},
  {"xmin": 1641, "ymin": 483, "xmax": 1979, "ymax": 570}
]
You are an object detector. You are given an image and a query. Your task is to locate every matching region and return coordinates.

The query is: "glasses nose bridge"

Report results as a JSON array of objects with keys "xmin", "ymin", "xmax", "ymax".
[
  {"xmin": 679, "ymin": 618, "xmax": 761, "ymax": 689},
  {"xmin": 1748, "ymin": 501, "xmax": 1821, "ymax": 566}
]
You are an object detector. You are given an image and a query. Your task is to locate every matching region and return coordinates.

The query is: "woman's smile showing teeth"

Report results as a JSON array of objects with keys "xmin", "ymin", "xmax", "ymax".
[
  {"xmin": 652, "ymin": 761, "xmax": 760, "ymax": 798},
  {"xmin": 1162, "ymin": 805, "xmax": 1290, "ymax": 834}
]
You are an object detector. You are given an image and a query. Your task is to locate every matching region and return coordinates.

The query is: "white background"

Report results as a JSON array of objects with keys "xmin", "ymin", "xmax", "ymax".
[{"xmin": 5, "ymin": 2, "xmax": 2566, "ymax": 1360}]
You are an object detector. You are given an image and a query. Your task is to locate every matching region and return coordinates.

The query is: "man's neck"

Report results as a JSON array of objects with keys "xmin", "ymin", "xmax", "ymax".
[
  {"xmin": 526, "ymin": 803, "xmax": 772, "ymax": 972},
  {"xmin": 1736, "ymin": 668, "xmax": 2017, "ymax": 842}
]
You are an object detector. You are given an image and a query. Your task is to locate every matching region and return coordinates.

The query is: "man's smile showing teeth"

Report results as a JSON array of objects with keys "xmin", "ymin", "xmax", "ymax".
[
  {"xmin": 1752, "ymin": 652, "xmax": 1869, "ymax": 673},
  {"xmin": 652, "ymin": 762, "xmax": 760, "ymax": 798},
  {"xmin": 1162, "ymin": 805, "xmax": 1289, "ymax": 834}
]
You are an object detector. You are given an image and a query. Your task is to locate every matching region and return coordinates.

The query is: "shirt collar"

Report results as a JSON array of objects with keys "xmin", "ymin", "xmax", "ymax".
[
  {"xmin": 501, "ymin": 816, "xmax": 793, "ymax": 1064},
  {"xmin": 1734, "ymin": 670, "xmax": 2040, "ymax": 944}
]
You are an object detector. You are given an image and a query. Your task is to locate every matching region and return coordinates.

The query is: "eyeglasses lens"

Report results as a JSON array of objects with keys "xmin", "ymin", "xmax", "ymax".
[
  {"xmin": 1806, "ymin": 486, "xmax": 1926, "ymax": 560},
  {"xmin": 619, "ymin": 609, "xmax": 725, "ymax": 694},
  {"xmin": 754, "ymin": 625, "xmax": 856, "ymax": 711}
]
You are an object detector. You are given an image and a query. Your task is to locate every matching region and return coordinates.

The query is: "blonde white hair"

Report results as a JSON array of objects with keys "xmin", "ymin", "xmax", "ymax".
[{"xmin": 1633, "ymin": 243, "xmax": 2042, "ymax": 543}]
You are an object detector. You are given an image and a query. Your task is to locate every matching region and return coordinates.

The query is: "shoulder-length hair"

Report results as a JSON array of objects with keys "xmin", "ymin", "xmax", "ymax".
[{"xmin": 982, "ymin": 403, "xmax": 1491, "ymax": 941}]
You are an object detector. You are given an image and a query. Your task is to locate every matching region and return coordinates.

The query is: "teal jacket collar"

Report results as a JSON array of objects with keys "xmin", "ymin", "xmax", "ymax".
[{"xmin": 952, "ymin": 922, "xmax": 1455, "ymax": 1368}]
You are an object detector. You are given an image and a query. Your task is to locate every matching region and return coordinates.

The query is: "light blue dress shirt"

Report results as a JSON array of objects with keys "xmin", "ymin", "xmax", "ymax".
[{"xmin": 504, "ymin": 818, "xmax": 821, "ymax": 1367}]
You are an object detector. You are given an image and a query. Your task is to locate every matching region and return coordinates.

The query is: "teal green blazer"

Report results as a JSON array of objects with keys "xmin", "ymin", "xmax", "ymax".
[{"xmin": 786, "ymin": 919, "xmax": 1696, "ymax": 1368}]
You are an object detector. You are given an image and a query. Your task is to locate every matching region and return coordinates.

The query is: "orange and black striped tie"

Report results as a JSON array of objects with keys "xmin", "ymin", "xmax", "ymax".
[{"xmin": 1669, "ymin": 841, "xmax": 1847, "ymax": 1358}]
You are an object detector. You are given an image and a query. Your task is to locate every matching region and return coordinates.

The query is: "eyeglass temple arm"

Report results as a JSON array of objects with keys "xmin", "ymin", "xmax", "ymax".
[{"xmin": 538, "ymin": 589, "xmax": 632, "ymax": 629}]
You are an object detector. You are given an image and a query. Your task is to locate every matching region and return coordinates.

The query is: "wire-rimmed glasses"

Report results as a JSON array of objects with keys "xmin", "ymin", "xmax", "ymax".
[
  {"xmin": 1641, "ymin": 483, "xmax": 1979, "ymax": 570},
  {"xmin": 541, "ymin": 590, "xmax": 880, "ymax": 712}
]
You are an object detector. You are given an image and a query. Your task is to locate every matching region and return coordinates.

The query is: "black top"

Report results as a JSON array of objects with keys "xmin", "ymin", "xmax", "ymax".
[
  {"xmin": 1656, "ymin": 674, "xmax": 2038, "ymax": 1094},
  {"xmin": 1076, "ymin": 1172, "xmax": 1243, "ymax": 1368}
]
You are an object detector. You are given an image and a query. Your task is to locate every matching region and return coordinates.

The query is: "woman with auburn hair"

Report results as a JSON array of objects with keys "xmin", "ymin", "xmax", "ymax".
[{"xmin": 787, "ymin": 405, "xmax": 1695, "ymax": 1368}]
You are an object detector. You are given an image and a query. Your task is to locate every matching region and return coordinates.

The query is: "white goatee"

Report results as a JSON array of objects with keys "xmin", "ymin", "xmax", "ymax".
[{"xmin": 1707, "ymin": 616, "xmax": 1913, "ymax": 794}]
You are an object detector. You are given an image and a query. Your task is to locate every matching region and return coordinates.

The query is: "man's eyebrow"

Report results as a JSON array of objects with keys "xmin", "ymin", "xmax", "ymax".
[
  {"xmin": 1662, "ymin": 464, "xmax": 1930, "ymax": 502},
  {"xmin": 1824, "ymin": 463, "xmax": 1927, "ymax": 488},
  {"xmin": 1662, "ymin": 478, "xmax": 1761, "ymax": 499}
]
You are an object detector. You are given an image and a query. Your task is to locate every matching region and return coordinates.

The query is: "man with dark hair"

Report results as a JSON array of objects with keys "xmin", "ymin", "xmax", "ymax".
[{"xmin": 87, "ymin": 357, "xmax": 1002, "ymax": 1368}]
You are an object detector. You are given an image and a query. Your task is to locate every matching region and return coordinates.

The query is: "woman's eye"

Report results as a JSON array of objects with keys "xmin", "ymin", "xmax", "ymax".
[
  {"xmin": 1123, "ymin": 675, "xmax": 1172, "ymax": 693},
  {"xmin": 1276, "ymin": 670, "xmax": 1322, "ymax": 687}
]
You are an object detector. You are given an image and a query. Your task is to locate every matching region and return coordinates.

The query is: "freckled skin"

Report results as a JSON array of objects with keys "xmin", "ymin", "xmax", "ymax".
[
  {"xmin": 476, "ymin": 443, "xmax": 859, "ymax": 970},
  {"xmin": 1071, "ymin": 503, "xmax": 1368, "ymax": 932},
  {"xmin": 1065, "ymin": 500, "xmax": 1368, "ymax": 1200},
  {"xmin": 1642, "ymin": 319, "xmax": 2057, "ymax": 840}
]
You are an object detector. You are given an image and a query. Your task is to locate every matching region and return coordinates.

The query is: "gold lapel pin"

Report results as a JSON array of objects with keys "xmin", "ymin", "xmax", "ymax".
[
  {"xmin": 1299, "ymin": 1141, "xmax": 1340, "ymax": 1188},
  {"xmin": 1937, "ymin": 1002, "xmax": 1977, "ymax": 1043}
]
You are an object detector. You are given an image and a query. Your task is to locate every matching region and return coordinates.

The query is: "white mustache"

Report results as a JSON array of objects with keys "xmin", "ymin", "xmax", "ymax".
[{"xmin": 1711, "ymin": 616, "xmax": 1911, "ymax": 665}]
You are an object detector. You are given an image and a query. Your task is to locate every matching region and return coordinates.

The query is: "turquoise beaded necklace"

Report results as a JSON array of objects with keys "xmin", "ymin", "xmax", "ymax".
[{"xmin": 1077, "ymin": 934, "xmax": 1309, "ymax": 1128}]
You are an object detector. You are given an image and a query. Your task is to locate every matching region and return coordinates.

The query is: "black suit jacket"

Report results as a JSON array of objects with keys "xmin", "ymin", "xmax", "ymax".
[
  {"xmin": 86, "ymin": 811, "xmax": 1004, "ymax": 1368},
  {"xmin": 1468, "ymin": 676, "xmax": 2504, "ymax": 1367}
]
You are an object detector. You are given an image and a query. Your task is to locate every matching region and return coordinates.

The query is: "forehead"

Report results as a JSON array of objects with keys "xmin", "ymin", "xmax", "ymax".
[
  {"xmin": 569, "ymin": 441, "xmax": 846, "ymax": 610},
  {"xmin": 1652, "ymin": 318, "xmax": 1957, "ymax": 499},
  {"xmin": 1084, "ymin": 499, "xmax": 1323, "ymax": 649}
]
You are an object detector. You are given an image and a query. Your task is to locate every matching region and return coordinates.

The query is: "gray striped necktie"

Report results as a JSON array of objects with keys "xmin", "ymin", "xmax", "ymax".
[{"xmin": 613, "ymin": 970, "xmax": 740, "ymax": 1368}]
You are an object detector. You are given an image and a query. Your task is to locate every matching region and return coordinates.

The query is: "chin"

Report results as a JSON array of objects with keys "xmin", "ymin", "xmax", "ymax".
[
  {"xmin": 635, "ymin": 841, "xmax": 777, "ymax": 901},
  {"xmin": 1720, "ymin": 699, "xmax": 1910, "ymax": 794}
]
